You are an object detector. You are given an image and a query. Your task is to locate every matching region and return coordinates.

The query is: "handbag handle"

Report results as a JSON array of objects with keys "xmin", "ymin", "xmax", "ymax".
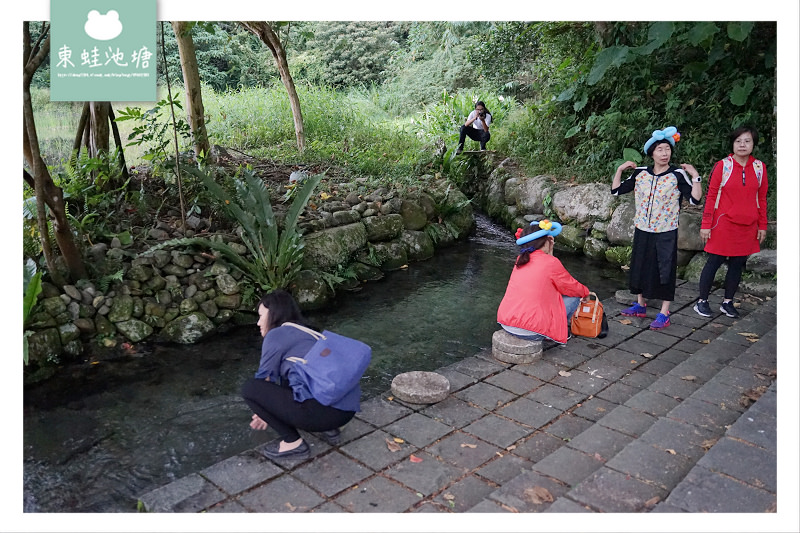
[
  {"xmin": 282, "ymin": 321, "xmax": 326, "ymax": 341},
  {"xmin": 581, "ymin": 292, "xmax": 600, "ymax": 323}
]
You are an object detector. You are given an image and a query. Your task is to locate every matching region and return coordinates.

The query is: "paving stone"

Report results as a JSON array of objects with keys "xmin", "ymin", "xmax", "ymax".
[
  {"xmin": 511, "ymin": 431, "xmax": 566, "ymax": 463},
  {"xmin": 512, "ymin": 359, "xmax": 561, "ymax": 381},
  {"xmin": 383, "ymin": 412, "xmax": 454, "ymax": 448},
  {"xmin": 666, "ymin": 397, "xmax": 741, "ymax": 432},
  {"xmin": 620, "ymin": 369, "xmax": 659, "ymax": 389},
  {"xmin": 665, "ymin": 466, "xmax": 775, "ymax": 512},
  {"xmin": 686, "ymin": 327, "xmax": 722, "ymax": 343},
  {"xmin": 550, "ymin": 369, "xmax": 611, "ymax": 395},
  {"xmin": 575, "ymin": 357, "xmax": 631, "ymax": 381},
  {"xmin": 412, "ymin": 501, "xmax": 451, "ymax": 512},
  {"xmin": 139, "ymin": 473, "xmax": 226, "ymax": 512},
  {"xmin": 697, "ymin": 437, "xmax": 776, "ymax": 492},
  {"xmin": 484, "ymin": 370, "xmax": 544, "ymax": 396},
  {"xmin": 561, "ymin": 337, "xmax": 609, "ymax": 357},
  {"xmin": 543, "ymin": 497, "xmax": 595, "ymax": 512},
  {"xmin": 475, "ymin": 454, "xmax": 533, "ymax": 484},
  {"xmin": 726, "ymin": 410, "xmax": 776, "ymax": 451},
  {"xmin": 291, "ymin": 451, "xmax": 373, "ymax": 497},
  {"xmin": 648, "ymin": 501, "xmax": 689, "ymax": 512},
  {"xmin": 670, "ymin": 337, "xmax": 711, "ymax": 355},
  {"xmin": 237, "ymin": 474, "xmax": 323, "ymax": 513},
  {"xmin": 638, "ymin": 417, "xmax": 719, "ymax": 462},
  {"xmin": 355, "ymin": 397, "xmax": 412, "ymax": 427},
  {"xmin": 717, "ymin": 329, "xmax": 759, "ymax": 347},
  {"xmin": 333, "ymin": 475, "xmax": 420, "ymax": 512},
  {"xmin": 597, "ymin": 381, "xmax": 640, "ymax": 404},
  {"xmin": 667, "ymin": 359, "xmax": 725, "ymax": 384},
  {"xmin": 687, "ymin": 378, "xmax": 749, "ymax": 413},
  {"xmin": 449, "ymin": 356, "xmax": 505, "ymax": 379},
  {"xmin": 544, "ymin": 346, "xmax": 591, "ymax": 369},
  {"xmin": 526, "ymin": 383, "xmax": 587, "ymax": 410},
  {"xmin": 543, "ymin": 414, "xmax": 593, "ymax": 440},
  {"xmin": 462, "ymin": 414, "xmax": 532, "ymax": 448},
  {"xmin": 435, "ymin": 367, "xmax": 478, "ymax": 393},
  {"xmin": 596, "ymin": 347, "xmax": 647, "ymax": 369},
  {"xmin": 497, "ymin": 397, "xmax": 561, "ymax": 429},
  {"xmin": 647, "ymin": 373, "xmax": 702, "ymax": 401},
  {"xmin": 465, "ymin": 499, "xmax": 510, "ymax": 513},
  {"xmin": 425, "ymin": 431, "xmax": 503, "ymax": 470},
  {"xmin": 487, "ymin": 470, "xmax": 569, "ymax": 512},
  {"xmin": 606, "ymin": 440, "xmax": 695, "ymax": 491},
  {"xmin": 582, "ymin": 330, "xmax": 627, "ymax": 347},
  {"xmin": 566, "ymin": 424, "xmax": 634, "ymax": 461},
  {"xmin": 199, "ymin": 450, "xmax": 283, "ymax": 495},
  {"xmin": 713, "ymin": 366, "xmax": 772, "ymax": 390},
  {"xmin": 607, "ymin": 318, "xmax": 646, "ymax": 337},
  {"xmin": 656, "ymin": 348, "xmax": 692, "ymax": 365},
  {"xmin": 532, "ymin": 446, "xmax": 604, "ymax": 487},
  {"xmin": 335, "ymin": 416, "xmax": 377, "ymax": 445},
  {"xmin": 624, "ymin": 389, "xmax": 681, "ymax": 417},
  {"xmin": 667, "ymin": 312, "xmax": 710, "ymax": 329},
  {"xmin": 309, "ymin": 501, "xmax": 347, "ymax": 513},
  {"xmin": 691, "ymin": 338, "xmax": 746, "ymax": 365},
  {"xmin": 433, "ymin": 475, "xmax": 496, "ymax": 512},
  {"xmin": 615, "ymin": 337, "xmax": 668, "ymax": 358},
  {"xmin": 633, "ymin": 329, "xmax": 679, "ymax": 348},
  {"xmin": 420, "ymin": 396, "xmax": 487, "ymax": 428},
  {"xmin": 597, "ymin": 405, "xmax": 658, "ymax": 438},
  {"xmin": 657, "ymin": 322, "xmax": 697, "ymax": 339},
  {"xmin": 572, "ymin": 397, "xmax": 617, "ymax": 421},
  {"xmin": 637, "ymin": 357, "xmax": 677, "ymax": 377},
  {"xmin": 204, "ymin": 499, "xmax": 247, "ymax": 513},
  {"xmin": 339, "ymin": 429, "xmax": 414, "ymax": 471},
  {"xmin": 730, "ymin": 349, "xmax": 777, "ymax": 375},
  {"xmin": 568, "ymin": 467, "xmax": 668, "ymax": 513},
  {"xmin": 382, "ymin": 451, "xmax": 465, "ymax": 496},
  {"xmin": 454, "ymin": 381, "xmax": 516, "ymax": 410}
]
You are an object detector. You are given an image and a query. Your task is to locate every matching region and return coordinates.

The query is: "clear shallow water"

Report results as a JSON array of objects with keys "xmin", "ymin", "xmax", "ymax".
[{"xmin": 23, "ymin": 214, "xmax": 626, "ymax": 512}]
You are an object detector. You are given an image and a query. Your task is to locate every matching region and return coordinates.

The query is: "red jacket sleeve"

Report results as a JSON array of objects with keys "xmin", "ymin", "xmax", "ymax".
[
  {"xmin": 701, "ymin": 160, "xmax": 724, "ymax": 230},
  {"xmin": 758, "ymin": 166, "xmax": 769, "ymax": 230},
  {"xmin": 550, "ymin": 258, "xmax": 589, "ymax": 298}
]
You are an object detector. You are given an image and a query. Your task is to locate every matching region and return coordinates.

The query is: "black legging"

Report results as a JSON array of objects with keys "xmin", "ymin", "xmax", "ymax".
[
  {"xmin": 458, "ymin": 125, "xmax": 490, "ymax": 150},
  {"xmin": 698, "ymin": 253, "xmax": 748, "ymax": 300},
  {"xmin": 241, "ymin": 378, "xmax": 355, "ymax": 442}
]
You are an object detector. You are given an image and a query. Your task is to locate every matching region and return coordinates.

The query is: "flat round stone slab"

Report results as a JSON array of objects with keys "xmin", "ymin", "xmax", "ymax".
[
  {"xmin": 391, "ymin": 371, "xmax": 450, "ymax": 404},
  {"xmin": 492, "ymin": 345, "xmax": 540, "ymax": 364},
  {"xmin": 492, "ymin": 329, "xmax": 543, "ymax": 355}
]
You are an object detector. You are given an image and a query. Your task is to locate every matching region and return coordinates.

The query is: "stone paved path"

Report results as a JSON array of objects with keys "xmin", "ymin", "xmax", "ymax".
[{"xmin": 138, "ymin": 281, "xmax": 779, "ymax": 519}]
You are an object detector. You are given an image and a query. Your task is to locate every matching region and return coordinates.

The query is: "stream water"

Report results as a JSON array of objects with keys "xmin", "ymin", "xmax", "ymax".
[{"xmin": 23, "ymin": 214, "xmax": 627, "ymax": 512}]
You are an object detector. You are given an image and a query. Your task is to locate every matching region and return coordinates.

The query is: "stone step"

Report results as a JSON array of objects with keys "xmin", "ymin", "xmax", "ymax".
[{"xmin": 469, "ymin": 296, "xmax": 777, "ymax": 513}]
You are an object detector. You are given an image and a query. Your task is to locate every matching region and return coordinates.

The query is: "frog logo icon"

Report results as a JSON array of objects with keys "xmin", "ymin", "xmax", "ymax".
[{"xmin": 84, "ymin": 10, "xmax": 123, "ymax": 41}]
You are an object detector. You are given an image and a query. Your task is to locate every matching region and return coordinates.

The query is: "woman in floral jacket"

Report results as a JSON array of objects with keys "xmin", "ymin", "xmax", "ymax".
[{"xmin": 611, "ymin": 126, "xmax": 703, "ymax": 329}]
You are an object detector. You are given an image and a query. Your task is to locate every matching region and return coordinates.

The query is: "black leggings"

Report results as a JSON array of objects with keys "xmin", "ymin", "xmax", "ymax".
[
  {"xmin": 241, "ymin": 378, "xmax": 355, "ymax": 442},
  {"xmin": 458, "ymin": 125, "xmax": 490, "ymax": 150},
  {"xmin": 698, "ymin": 253, "xmax": 748, "ymax": 300}
]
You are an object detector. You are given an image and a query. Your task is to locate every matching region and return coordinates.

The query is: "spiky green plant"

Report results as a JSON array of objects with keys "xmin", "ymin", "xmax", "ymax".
[{"xmin": 143, "ymin": 166, "xmax": 321, "ymax": 291}]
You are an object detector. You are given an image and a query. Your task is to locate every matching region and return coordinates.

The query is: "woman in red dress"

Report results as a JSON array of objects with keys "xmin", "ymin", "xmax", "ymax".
[{"xmin": 693, "ymin": 126, "xmax": 769, "ymax": 319}]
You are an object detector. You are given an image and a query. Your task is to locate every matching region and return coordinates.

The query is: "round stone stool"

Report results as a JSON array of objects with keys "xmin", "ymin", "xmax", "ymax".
[
  {"xmin": 391, "ymin": 371, "xmax": 450, "ymax": 404},
  {"xmin": 492, "ymin": 329, "xmax": 542, "ymax": 364}
]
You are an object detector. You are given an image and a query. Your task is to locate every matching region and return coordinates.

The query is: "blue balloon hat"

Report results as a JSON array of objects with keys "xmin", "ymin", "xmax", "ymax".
[{"xmin": 516, "ymin": 220, "xmax": 562, "ymax": 245}]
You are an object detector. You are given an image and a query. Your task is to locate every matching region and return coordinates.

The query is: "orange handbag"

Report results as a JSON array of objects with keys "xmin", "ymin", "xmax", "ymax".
[{"xmin": 570, "ymin": 292, "xmax": 607, "ymax": 338}]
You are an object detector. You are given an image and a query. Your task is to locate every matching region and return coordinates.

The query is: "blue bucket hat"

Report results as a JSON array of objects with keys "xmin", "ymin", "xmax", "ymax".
[
  {"xmin": 643, "ymin": 126, "xmax": 681, "ymax": 155},
  {"xmin": 515, "ymin": 220, "xmax": 562, "ymax": 245}
]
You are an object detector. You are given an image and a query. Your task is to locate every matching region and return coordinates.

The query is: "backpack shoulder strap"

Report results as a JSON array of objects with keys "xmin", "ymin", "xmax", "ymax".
[
  {"xmin": 752, "ymin": 159, "xmax": 764, "ymax": 186},
  {"xmin": 714, "ymin": 157, "xmax": 734, "ymax": 210},
  {"xmin": 282, "ymin": 322, "xmax": 325, "ymax": 341}
]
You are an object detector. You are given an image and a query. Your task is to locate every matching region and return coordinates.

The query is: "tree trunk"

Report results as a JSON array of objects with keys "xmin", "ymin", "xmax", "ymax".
[
  {"xmin": 23, "ymin": 23, "xmax": 86, "ymax": 284},
  {"xmin": 73, "ymin": 101, "xmax": 90, "ymax": 157},
  {"xmin": 171, "ymin": 21, "xmax": 210, "ymax": 159},
  {"xmin": 241, "ymin": 21, "xmax": 306, "ymax": 152},
  {"xmin": 108, "ymin": 106, "xmax": 130, "ymax": 182}
]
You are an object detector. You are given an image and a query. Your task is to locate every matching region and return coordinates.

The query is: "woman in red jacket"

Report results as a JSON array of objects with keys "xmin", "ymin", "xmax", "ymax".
[
  {"xmin": 693, "ymin": 126, "xmax": 769, "ymax": 319},
  {"xmin": 497, "ymin": 220, "xmax": 590, "ymax": 344}
]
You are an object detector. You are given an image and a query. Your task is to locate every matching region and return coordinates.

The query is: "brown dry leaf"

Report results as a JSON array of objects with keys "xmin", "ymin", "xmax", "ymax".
[
  {"xmin": 619, "ymin": 319, "xmax": 632, "ymax": 325},
  {"xmin": 443, "ymin": 493, "xmax": 455, "ymax": 501},
  {"xmin": 755, "ymin": 373, "xmax": 767, "ymax": 381},
  {"xmin": 630, "ymin": 360, "xmax": 639, "ymax": 364},
  {"xmin": 665, "ymin": 449, "xmax": 677, "ymax": 455},
  {"xmin": 409, "ymin": 454, "xmax": 423, "ymax": 463},
  {"xmin": 284, "ymin": 502, "xmax": 297, "ymax": 511},
  {"xmin": 746, "ymin": 338, "xmax": 759, "ymax": 343},
  {"xmin": 386, "ymin": 396, "xmax": 394, "ymax": 401},
  {"xmin": 596, "ymin": 407, "xmax": 606, "ymax": 413},
  {"xmin": 700, "ymin": 339, "xmax": 711, "ymax": 344},
  {"xmin": 738, "ymin": 332, "xmax": 759, "ymax": 338},
  {"xmin": 558, "ymin": 370, "xmax": 572, "ymax": 377},
  {"xmin": 460, "ymin": 443, "xmax": 478, "ymax": 449},
  {"xmin": 681, "ymin": 375, "xmax": 696, "ymax": 381},
  {"xmin": 500, "ymin": 503, "xmax": 519, "ymax": 513},
  {"xmin": 386, "ymin": 438, "xmax": 402, "ymax": 452},
  {"xmin": 733, "ymin": 302, "xmax": 742, "ymax": 308},
  {"xmin": 393, "ymin": 437, "xmax": 405, "ymax": 443},
  {"xmin": 644, "ymin": 496, "xmax": 660, "ymax": 508},
  {"xmin": 641, "ymin": 352, "xmax": 655, "ymax": 359},
  {"xmin": 593, "ymin": 452, "xmax": 604, "ymax": 462},
  {"xmin": 506, "ymin": 445, "xmax": 517, "ymax": 451},
  {"xmin": 523, "ymin": 486, "xmax": 554, "ymax": 505},
  {"xmin": 700, "ymin": 438, "xmax": 718, "ymax": 451}
]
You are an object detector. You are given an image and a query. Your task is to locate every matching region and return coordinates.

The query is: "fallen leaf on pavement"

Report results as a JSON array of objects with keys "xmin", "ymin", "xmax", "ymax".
[
  {"xmin": 644, "ymin": 496, "xmax": 660, "ymax": 508},
  {"xmin": 500, "ymin": 503, "xmax": 519, "ymax": 513},
  {"xmin": 630, "ymin": 360, "xmax": 638, "ymax": 364},
  {"xmin": 409, "ymin": 454, "xmax": 423, "ymax": 463},
  {"xmin": 681, "ymin": 375, "xmax": 696, "ymax": 381},
  {"xmin": 386, "ymin": 439, "xmax": 401, "ymax": 452},
  {"xmin": 523, "ymin": 486, "xmax": 554, "ymax": 505},
  {"xmin": 700, "ymin": 339, "xmax": 711, "ymax": 344},
  {"xmin": 593, "ymin": 452, "xmax": 604, "ymax": 461},
  {"xmin": 619, "ymin": 319, "xmax": 632, "ymax": 325},
  {"xmin": 460, "ymin": 443, "xmax": 477, "ymax": 449},
  {"xmin": 506, "ymin": 445, "xmax": 517, "ymax": 451},
  {"xmin": 393, "ymin": 437, "xmax": 405, "ymax": 443},
  {"xmin": 738, "ymin": 332, "xmax": 759, "ymax": 338},
  {"xmin": 746, "ymin": 338, "xmax": 759, "ymax": 343},
  {"xmin": 700, "ymin": 438, "xmax": 718, "ymax": 451},
  {"xmin": 665, "ymin": 449, "xmax": 677, "ymax": 455},
  {"xmin": 443, "ymin": 493, "xmax": 455, "ymax": 501},
  {"xmin": 387, "ymin": 396, "xmax": 394, "ymax": 401},
  {"xmin": 284, "ymin": 502, "xmax": 296, "ymax": 511},
  {"xmin": 641, "ymin": 352, "xmax": 655, "ymax": 358},
  {"xmin": 558, "ymin": 370, "xmax": 572, "ymax": 377}
]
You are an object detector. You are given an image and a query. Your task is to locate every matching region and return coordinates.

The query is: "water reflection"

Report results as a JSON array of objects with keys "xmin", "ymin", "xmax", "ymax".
[{"xmin": 23, "ymin": 214, "xmax": 626, "ymax": 512}]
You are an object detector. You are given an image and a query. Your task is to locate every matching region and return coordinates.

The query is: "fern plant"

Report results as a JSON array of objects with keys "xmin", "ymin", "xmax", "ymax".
[{"xmin": 142, "ymin": 166, "xmax": 321, "ymax": 292}]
